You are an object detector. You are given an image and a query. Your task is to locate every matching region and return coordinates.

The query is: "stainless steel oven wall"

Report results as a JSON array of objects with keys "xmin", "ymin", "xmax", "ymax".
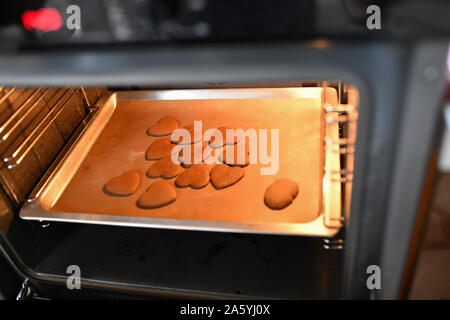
[
  {"xmin": 0, "ymin": 40, "xmax": 448, "ymax": 299},
  {"xmin": 0, "ymin": 88, "xmax": 82, "ymax": 206},
  {"xmin": 0, "ymin": 87, "xmax": 107, "ymax": 208}
]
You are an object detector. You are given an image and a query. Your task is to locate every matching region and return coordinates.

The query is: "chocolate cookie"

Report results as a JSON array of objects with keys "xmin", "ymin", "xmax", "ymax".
[
  {"xmin": 210, "ymin": 164, "xmax": 244, "ymax": 189},
  {"xmin": 264, "ymin": 179, "xmax": 299, "ymax": 210},
  {"xmin": 171, "ymin": 123, "xmax": 203, "ymax": 145},
  {"xmin": 147, "ymin": 156, "xmax": 181, "ymax": 179},
  {"xmin": 146, "ymin": 138, "xmax": 176, "ymax": 160},
  {"xmin": 147, "ymin": 116, "xmax": 180, "ymax": 137},
  {"xmin": 208, "ymin": 127, "xmax": 240, "ymax": 148},
  {"xmin": 178, "ymin": 141, "xmax": 210, "ymax": 168},
  {"xmin": 137, "ymin": 180, "xmax": 177, "ymax": 209},
  {"xmin": 175, "ymin": 163, "xmax": 210, "ymax": 189},
  {"xmin": 104, "ymin": 170, "xmax": 141, "ymax": 196},
  {"xmin": 219, "ymin": 141, "xmax": 250, "ymax": 167}
]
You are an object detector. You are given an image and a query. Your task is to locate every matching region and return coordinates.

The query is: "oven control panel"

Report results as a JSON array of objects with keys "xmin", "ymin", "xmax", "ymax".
[
  {"xmin": 0, "ymin": 0, "xmax": 317, "ymax": 46},
  {"xmin": 0, "ymin": 0, "xmax": 447, "ymax": 51}
]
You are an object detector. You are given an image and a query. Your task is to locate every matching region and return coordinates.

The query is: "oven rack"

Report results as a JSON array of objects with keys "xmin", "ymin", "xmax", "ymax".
[
  {"xmin": 2, "ymin": 89, "xmax": 77, "ymax": 169},
  {"xmin": 322, "ymin": 83, "xmax": 358, "ymax": 230},
  {"xmin": 0, "ymin": 87, "xmax": 107, "ymax": 206},
  {"xmin": 21, "ymin": 88, "xmax": 344, "ymax": 237}
]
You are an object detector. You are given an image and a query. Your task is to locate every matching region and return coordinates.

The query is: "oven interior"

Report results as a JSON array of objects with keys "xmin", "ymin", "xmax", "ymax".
[{"xmin": 0, "ymin": 81, "xmax": 359, "ymax": 298}]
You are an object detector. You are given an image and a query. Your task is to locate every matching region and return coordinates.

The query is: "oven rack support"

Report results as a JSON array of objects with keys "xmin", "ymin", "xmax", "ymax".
[
  {"xmin": 0, "ymin": 87, "xmax": 16, "ymax": 105},
  {"xmin": 0, "ymin": 88, "xmax": 51, "ymax": 144},
  {"xmin": 322, "ymin": 238, "xmax": 344, "ymax": 250},
  {"xmin": 16, "ymin": 279, "xmax": 34, "ymax": 300},
  {"xmin": 322, "ymin": 83, "xmax": 358, "ymax": 230},
  {"xmin": 0, "ymin": 87, "xmax": 107, "ymax": 207},
  {"xmin": 2, "ymin": 89, "xmax": 77, "ymax": 169}
]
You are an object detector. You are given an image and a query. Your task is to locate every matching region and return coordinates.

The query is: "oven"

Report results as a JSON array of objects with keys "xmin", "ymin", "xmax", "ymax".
[{"xmin": 0, "ymin": 1, "xmax": 449, "ymax": 300}]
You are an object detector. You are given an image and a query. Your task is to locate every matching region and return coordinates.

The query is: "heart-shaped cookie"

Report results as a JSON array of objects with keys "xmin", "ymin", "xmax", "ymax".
[
  {"xmin": 219, "ymin": 141, "xmax": 250, "ymax": 167},
  {"xmin": 178, "ymin": 141, "xmax": 211, "ymax": 168},
  {"xmin": 147, "ymin": 116, "xmax": 180, "ymax": 137},
  {"xmin": 146, "ymin": 138, "xmax": 176, "ymax": 160},
  {"xmin": 210, "ymin": 164, "xmax": 244, "ymax": 189},
  {"xmin": 171, "ymin": 123, "xmax": 204, "ymax": 145},
  {"xmin": 147, "ymin": 155, "xmax": 181, "ymax": 179},
  {"xmin": 208, "ymin": 127, "xmax": 240, "ymax": 148},
  {"xmin": 264, "ymin": 178, "xmax": 299, "ymax": 210},
  {"xmin": 104, "ymin": 170, "xmax": 141, "ymax": 196},
  {"xmin": 175, "ymin": 163, "xmax": 210, "ymax": 189},
  {"xmin": 137, "ymin": 180, "xmax": 177, "ymax": 209}
]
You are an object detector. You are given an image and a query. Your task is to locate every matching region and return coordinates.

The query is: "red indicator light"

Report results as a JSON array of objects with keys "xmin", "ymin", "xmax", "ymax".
[{"xmin": 21, "ymin": 8, "xmax": 63, "ymax": 31}]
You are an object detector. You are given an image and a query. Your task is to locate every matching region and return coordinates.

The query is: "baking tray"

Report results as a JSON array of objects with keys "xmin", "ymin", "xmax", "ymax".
[{"xmin": 20, "ymin": 88, "xmax": 341, "ymax": 237}]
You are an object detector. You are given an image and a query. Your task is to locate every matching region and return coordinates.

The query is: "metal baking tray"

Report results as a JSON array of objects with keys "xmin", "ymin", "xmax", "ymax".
[{"xmin": 20, "ymin": 88, "xmax": 342, "ymax": 237}]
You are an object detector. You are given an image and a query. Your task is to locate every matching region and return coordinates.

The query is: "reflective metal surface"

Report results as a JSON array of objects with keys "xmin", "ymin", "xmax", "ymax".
[{"xmin": 21, "ymin": 88, "xmax": 343, "ymax": 237}]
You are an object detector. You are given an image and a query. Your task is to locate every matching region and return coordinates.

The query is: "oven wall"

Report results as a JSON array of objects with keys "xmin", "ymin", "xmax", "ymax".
[{"xmin": 0, "ymin": 87, "xmax": 107, "ymax": 207}]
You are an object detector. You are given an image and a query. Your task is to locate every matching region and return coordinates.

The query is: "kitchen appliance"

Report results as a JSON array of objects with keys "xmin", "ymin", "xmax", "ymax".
[{"xmin": 0, "ymin": 0, "xmax": 449, "ymax": 300}]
